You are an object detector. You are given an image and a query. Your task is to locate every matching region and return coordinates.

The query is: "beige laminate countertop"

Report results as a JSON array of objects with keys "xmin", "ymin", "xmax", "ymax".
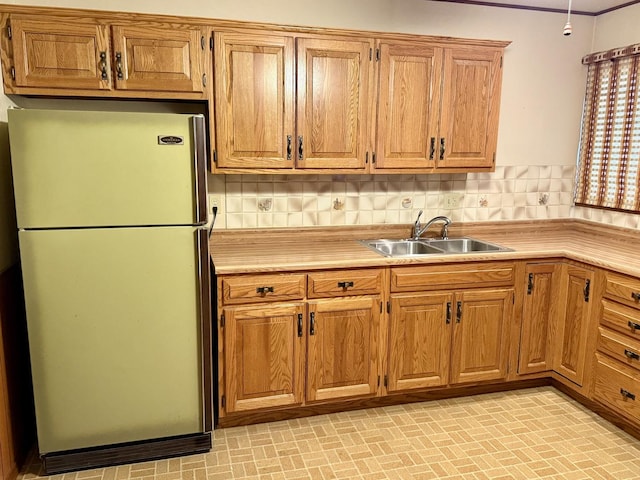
[{"xmin": 210, "ymin": 220, "xmax": 640, "ymax": 278}]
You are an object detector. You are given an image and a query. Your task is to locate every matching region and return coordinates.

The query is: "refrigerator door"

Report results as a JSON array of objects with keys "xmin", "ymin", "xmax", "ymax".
[
  {"xmin": 8, "ymin": 109, "xmax": 207, "ymax": 229},
  {"xmin": 19, "ymin": 226, "xmax": 205, "ymax": 454}
]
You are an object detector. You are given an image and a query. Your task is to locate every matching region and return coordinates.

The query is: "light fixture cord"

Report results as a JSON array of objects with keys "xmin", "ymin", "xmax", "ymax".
[{"xmin": 567, "ymin": 0, "xmax": 572, "ymax": 22}]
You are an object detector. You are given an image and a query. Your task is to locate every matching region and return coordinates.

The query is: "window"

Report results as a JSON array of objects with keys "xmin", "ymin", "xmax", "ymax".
[{"xmin": 575, "ymin": 44, "xmax": 640, "ymax": 213}]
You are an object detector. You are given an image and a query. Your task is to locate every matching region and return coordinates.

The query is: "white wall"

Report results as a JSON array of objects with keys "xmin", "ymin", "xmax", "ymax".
[{"xmin": 592, "ymin": 3, "xmax": 640, "ymax": 51}]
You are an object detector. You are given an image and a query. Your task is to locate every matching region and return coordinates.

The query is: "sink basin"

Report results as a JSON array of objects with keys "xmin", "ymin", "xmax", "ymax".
[
  {"xmin": 360, "ymin": 237, "xmax": 511, "ymax": 257},
  {"xmin": 360, "ymin": 239, "xmax": 444, "ymax": 257},
  {"xmin": 428, "ymin": 238, "xmax": 511, "ymax": 254}
]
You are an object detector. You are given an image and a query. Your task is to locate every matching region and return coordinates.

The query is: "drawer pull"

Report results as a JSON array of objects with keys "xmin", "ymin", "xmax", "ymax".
[
  {"xmin": 256, "ymin": 286, "xmax": 275, "ymax": 294},
  {"xmin": 620, "ymin": 388, "xmax": 636, "ymax": 401},
  {"xmin": 624, "ymin": 349, "xmax": 640, "ymax": 361},
  {"xmin": 628, "ymin": 321, "xmax": 640, "ymax": 331},
  {"xmin": 632, "ymin": 291, "xmax": 640, "ymax": 301},
  {"xmin": 337, "ymin": 281, "xmax": 354, "ymax": 289}
]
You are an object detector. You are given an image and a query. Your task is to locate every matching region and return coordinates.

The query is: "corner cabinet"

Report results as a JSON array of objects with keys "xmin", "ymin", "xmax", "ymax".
[
  {"xmin": 4, "ymin": 14, "xmax": 209, "ymax": 98},
  {"xmin": 213, "ymin": 30, "xmax": 372, "ymax": 172},
  {"xmin": 373, "ymin": 41, "xmax": 504, "ymax": 172}
]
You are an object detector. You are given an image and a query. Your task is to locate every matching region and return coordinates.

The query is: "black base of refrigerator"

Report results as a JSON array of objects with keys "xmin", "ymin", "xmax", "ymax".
[{"xmin": 41, "ymin": 431, "xmax": 212, "ymax": 475}]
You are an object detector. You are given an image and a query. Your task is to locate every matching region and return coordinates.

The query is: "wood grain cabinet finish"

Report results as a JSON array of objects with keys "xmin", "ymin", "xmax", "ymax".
[
  {"xmin": 594, "ymin": 271, "xmax": 640, "ymax": 422},
  {"xmin": 5, "ymin": 14, "xmax": 207, "ymax": 97},
  {"xmin": 387, "ymin": 263, "xmax": 514, "ymax": 393},
  {"xmin": 223, "ymin": 303, "xmax": 305, "ymax": 413},
  {"xmin": 221, "ymin": 273, "xmax": 306, "ymax": 305},
  {"xmin": 214, "ymin": 31, "xmax": 295, "ymax": 169},
  {"xmin": 518, "ymin": 263, "xmax": 560, "ymax": 375},
  {"xmin": 374, "ymin": 41, "xmax": 504, "ymax": 172},
  {"xmin": 8, "ymin": 15, "xmax": 111, "ymax": 91},
  {"xmin": 307, "ymin": 268, "xmax": 382, "ymax": 298},
  {"xmin": 553, "ymin": 265, "xmax": 595, "ymax": 386},
  {"xmin": 306, "ymin": 297, "xmax": 380, "ymax": 402}
]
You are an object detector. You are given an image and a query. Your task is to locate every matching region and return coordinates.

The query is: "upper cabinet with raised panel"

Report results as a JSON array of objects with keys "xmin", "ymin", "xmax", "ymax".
[
  {"xmin": 213, "ymin": 30, "xmax": 373, "ymax": 172},
  {"xmin": 3, "ymin": 13, "xmax": 209, "ymax": 99},
  {"xmin": 373, "ymin": 40, "xmax": 504, "ymax": 172}
]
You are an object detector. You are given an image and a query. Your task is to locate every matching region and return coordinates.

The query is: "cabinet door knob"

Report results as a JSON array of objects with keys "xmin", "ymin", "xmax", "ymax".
[
  {"xmin": 286, "ymin": 135, "xmax": 292, "ymax": 160},
  {"xmin": 297, "ymin": 313, "xmax": 303, "ymax": 338},
  {"xmin": 456, "ymin": 301, "xmax": 462, "ymax": 323},
  {"xmin": 446, "ymin": 302, "xmax": 451, "ymax": 324},
  {"xmin": 115, "ymin": 52, "xmax": 123, "ymax": 80},
  {"xmin": 309, "ymin": 312, "xmax": 315, "ymax": 336},
  {"xmin": 298, "ymin": 135, "xmax": 304, "ymax": 160},
  {"xmin": 527, "ymin": 273, "xmax": 534, "ymax": 295}
]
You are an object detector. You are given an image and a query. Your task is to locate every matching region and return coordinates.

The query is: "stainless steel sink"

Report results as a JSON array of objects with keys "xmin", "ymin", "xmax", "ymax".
[
  {"xmin": 360, "ymin": 237, "xmax": 511, "ymax": 257},
  {"xmin": 428, "ymin": 238, "xmax": 511, "ymax": 253},
  {"xmin": 360, "ymin": 239, "xmax": 445, "ymax": 257}
]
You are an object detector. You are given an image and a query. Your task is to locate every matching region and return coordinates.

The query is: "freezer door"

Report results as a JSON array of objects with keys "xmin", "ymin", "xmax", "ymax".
[
  {"xmin": 19, "ymin": 227, "xmax": 205, "ymax": 453},
  {"xmin": 8, "ymin": 109, "xmax": 207, "ymax": 228}
]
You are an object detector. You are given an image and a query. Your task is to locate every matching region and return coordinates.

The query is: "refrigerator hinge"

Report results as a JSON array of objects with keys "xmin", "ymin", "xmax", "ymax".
[
  {"xmin": 384, "ymin": 375, "xmax": 388, "ymax": 387},
  {"xmin": 7, "ymin": 24, "xmax": 11, "ymax": 40},
  {"xmin": 10, "ymin": 66, "xmax": 15, "ymax": 81},
  {"xmin": 221, "ymin": 395, "xmax": 226, "ymax": 408},
  {"xmin": 220, "ymin": 314, "xmax": 225, "ymax": 327}
]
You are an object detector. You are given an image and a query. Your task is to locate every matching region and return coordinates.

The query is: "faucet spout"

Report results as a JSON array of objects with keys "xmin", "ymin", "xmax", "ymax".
[{"xmin": 412, "ymin": 215, "xmax": 452, "ymax": 240}]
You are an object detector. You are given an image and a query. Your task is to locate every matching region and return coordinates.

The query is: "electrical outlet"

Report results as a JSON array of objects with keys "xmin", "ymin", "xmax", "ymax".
[
  {"xmin": 443, "ymin": 193, "xmax": 463, "ymax": 209},
  {"xmin": 209, "ymin": 194, "xmax": 222, "ymax": 214}
]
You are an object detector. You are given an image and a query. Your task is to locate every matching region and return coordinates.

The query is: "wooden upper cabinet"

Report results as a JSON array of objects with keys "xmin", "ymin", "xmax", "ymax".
[
  {"xmin": 450, "ymin": 288, "xmax": 512, "ymax": 384},
  {"xmin": 214, "ymin": 31, "xmax": 295, "ymax": 169},
  {"xmin": 111, "ymin": 24, "xmax": 205, "ymax": 93},
  {"xmin": 296, "ymin": 37, "xmax": 373, "ymax": 170},
  {"xmin": 5, "ymin": 14, "xmax": 206, "ymax": 97},
  {"xmin": 306, "ymin": 297, "xmax": 380, "ymax": 402},
  {"xmin": 9, "ymin": 15, "xmax": 110, "ymax": 90},
  {"xmin": 437, "ymin": 46, "xmax": 503, "ymax": 169},
  {"xmin": 375, "ymin": 41, "xmax": 442, "ymax": 169}
]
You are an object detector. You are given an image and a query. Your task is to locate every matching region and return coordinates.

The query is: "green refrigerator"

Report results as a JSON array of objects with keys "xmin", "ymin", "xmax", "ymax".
[{"xmin": 8, "ymin": 108, "xmax": 213, "ymax": 474}]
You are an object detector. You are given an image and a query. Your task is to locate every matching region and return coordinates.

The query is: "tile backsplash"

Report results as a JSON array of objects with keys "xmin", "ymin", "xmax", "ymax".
[{"xmin": 208, "ymin": 165, "xmax": 639, "ymax": 230}]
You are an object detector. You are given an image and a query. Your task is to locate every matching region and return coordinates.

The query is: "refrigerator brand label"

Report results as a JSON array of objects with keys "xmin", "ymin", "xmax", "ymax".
[{"xmin": 158, "ymin": 135, "xmax": 184, "ymax": 145}]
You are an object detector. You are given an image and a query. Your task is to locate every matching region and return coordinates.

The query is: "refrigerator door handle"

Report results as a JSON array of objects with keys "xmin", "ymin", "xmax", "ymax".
[
  {"xmin": 192, "ymin": 115, "xmax": 208, "ymax": 225},
  {"xmin": 196, "ymin": 228, "xmax": 213, "ymax": 432}
]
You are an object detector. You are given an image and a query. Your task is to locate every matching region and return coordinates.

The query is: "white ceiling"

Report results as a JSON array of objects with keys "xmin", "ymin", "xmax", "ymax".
[{"xmin": 432, "ymin": 0, "xmax": 640, "ymax": 15}]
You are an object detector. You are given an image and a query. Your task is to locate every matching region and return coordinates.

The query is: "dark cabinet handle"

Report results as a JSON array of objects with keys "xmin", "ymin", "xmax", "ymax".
[
  {"xmin": 115, "ymin": 52, "xmax": 123, "ymax": 80},
  {"xmin": 286, "ymin": 135, "xmax": 292, "ymax": 160},
  {"xmin": 624, "ymin": 349, "xmax": 640, "ymax": 361},
  {"xmin": 527, "ymin": 273, "xmax": 534, "ymax": 295},
  {"xmin": 256, "ymin": 286, "xmax": 274, "ymax": 294},
  {"xmin": 583, "ymin": 279, "xmax": 591, "ymax": 302},
  {"xmin": 456, "ymin": 301, "xmax": 462, "ymax": 323},
  {"xmin": 440, "ymin": 138, "xmax": 445, "ymax": 160},
  {"xmin": 298, "ymin": 135, "xmax": 304, "ymax": 160},
  {"xmin": 297, "ymin": 313, "xmax": 303, "ymax": 337},
  {"xmin": 337, "ymin": 281, "xmax": 354, "ymax": 289},
  {"xmin": 628, "ymin": 321, "xmax": 640, "ymax": 331},
  {"xmin": 446, "ymin": 302, "xmax": 451, "ymax": 324},
  {"xmin": 309, "ymin": 312, "xmax": 315, "ymax": 336},
  {"xmin": 632, "ymin": 292, "xmax": 640, "ymax": 301},
  {"xmin": 429, "ymin": 137, "xmax": 435, "ymax": 160},
  {"xmin": 99, "ymin": 51, "xmax": 108, "ymax": 80},
  {"xmin": 620, "ymin": 388, "xmax": 636, "ymax": 401}
]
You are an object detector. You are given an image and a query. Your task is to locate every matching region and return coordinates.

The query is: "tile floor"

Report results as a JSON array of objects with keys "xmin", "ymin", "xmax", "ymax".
[{"xmin": 19, "ymin": 386, "xmax": 640, "ymax": 480}]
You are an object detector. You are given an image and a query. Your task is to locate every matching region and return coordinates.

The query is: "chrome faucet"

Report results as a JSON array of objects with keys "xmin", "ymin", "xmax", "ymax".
[{"xmin": 412, "ymin": 210, "xmax": 452, "ymax": 240}]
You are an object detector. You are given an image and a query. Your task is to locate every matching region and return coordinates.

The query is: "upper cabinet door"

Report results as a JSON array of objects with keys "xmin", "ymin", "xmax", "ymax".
[
  {"xmin": 214, "ymin": 32, "xmax": 295, "ymax": 169},
  {"xmin": 437, "ymin": 47, "xmax": 502, "ymax": 169},
  {"xmin": 111, "ymin": 24, "xmax": 204, "ymax": 93},
  {"xmin": 9, "ymin": 15, "xmax": 111, "ymax": 90},
  {"xmin": 296, "ymin": 37, "xmax": 373, "ymax": 170},
  {"xmin": 375, "ymin": 41, "xmax": 442, "ymax": 170}
]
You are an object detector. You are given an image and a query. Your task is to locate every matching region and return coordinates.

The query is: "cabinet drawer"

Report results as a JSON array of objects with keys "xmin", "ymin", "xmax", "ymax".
[
  {"xmin": 390, "ymin": 262, "xmax": 515, "ymax": 292},
  {"xmin": 601, "ymin": 299, "xmax": 640, "ymax": 336},
  {"xmin": 605, "ymin": 272, "xmax": 640, "ymax": 309},
  {"xmin": 594, "ymin": 353, "xmax": 640, "ymax": 423},
  {"xmin": 222, "ymin": 274, "xmax": 306, "ymax": 304},
  {"xmin": 598, "ymin": 327, "xmax": 640, "ymax": 370},
  {"xmin": 307, "ymin": 269, "xmax": 382, "ymax": 298}
]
